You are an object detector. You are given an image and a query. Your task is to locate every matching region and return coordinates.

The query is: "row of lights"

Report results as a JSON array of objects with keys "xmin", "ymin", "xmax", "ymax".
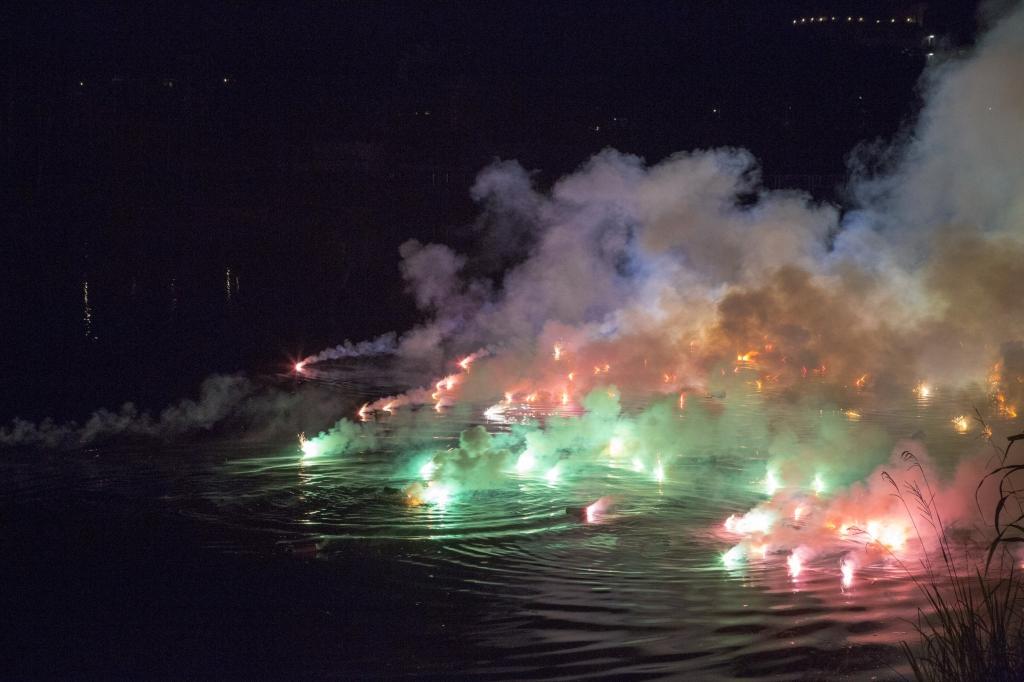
[
  {"xmin": 77, "ymin": 77, "xmax": 232, "ymax": 88},
  {"xmin": 793, "ymin": 16, "xmax": 916, "ymax": 25}
]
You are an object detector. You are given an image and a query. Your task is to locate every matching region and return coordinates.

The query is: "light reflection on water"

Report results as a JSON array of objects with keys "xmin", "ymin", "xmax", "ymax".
[{"xmin": 5, "ymin": 364, "xmax": 1019, "ymax": 679}]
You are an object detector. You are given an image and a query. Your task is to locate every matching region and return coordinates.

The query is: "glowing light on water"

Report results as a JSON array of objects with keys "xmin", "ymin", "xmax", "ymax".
[
  {"xmin": 298, "ymin": 432, "xmax": 320, "ymax": 459},
  {"xmin": 812, "ymin": 473, "xmax": 826, "ymax": 495},
  {"xmin": 423, "ymin": 481, "xmax": 451, "ymax": 508},
  {"xmin": 841, "ymin": 559, "xmax": 855, "ymax": 589},
  {"xmin": 787, "ymin": 551, "xmax": 803, "ymax": 579},
  {"xmin": 357, "ymin": 403, "xmax": 370, "ymax": 422},
  {"xmin": 653, "ymin": 459, "xmax": 665, "ymax": 483},
  {"xmin": 952, "ymin": 415, "xmax": 970, "ymax": 433},
  {"xmin": 865, "ymin": 521, "xmax": 907, "ymax": 550},
  {"xmin": 794, "ymin": 504, "xmax": 805, "ymax": 521},
  {"xmin": 752, "ymin": 544, "xmax": 768, "ymax": 559},
  {"xmin": 483, "ymin": 403, "xmax": 506, "ymax": 421},
  {"xmin": 553, "ymin": 343, "xmax": 563, "ymax": 361},
  {"xmin": 723, "ymin": 545, "xmax": 745, "ymax": 568},
  {"xmin": 515, "ymin": 450, "xmax": 536, "ymax": 474},
  {"xmin": 419, "ymin": 459, "xmax": 436, "ymax": 479},
  {"xmin": 724, "ymin": 510, "xmax": 773, "ymax": 535},
  {"xmin": 561, "ymin": 390, "xmax": 569, "ymax": 406},
  {"xmin": 294, "ymin": 361, "xmax": 305, "ymax": 373},
  {"xmin": 382, "ymin": 402, "xmax": 395, "ymax": 414},
  {"xmin": 631, "ymin": 457, "xmax": 644, "ymax": 473},
  {"xmin": 544, "ymin": 465, "xmax": 560, "ymax": 485},
  {"xmin": 608, "ymin": 436, "xmax": 624, "ymax": 457},
  {"xmin": 764, "ymin": 469, "xmax": 780, "ymax": 496},
  {"xmin": 914, "ymin": 382, "xmax": 932, "ymax": 400},
  {"xmin": 82, "ymin": 280, "xmax": 95, "ymax": 339}
]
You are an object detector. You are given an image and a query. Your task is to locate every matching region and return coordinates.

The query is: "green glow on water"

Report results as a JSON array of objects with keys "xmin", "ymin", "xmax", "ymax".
[
  {"xmin": 300, "ymin": 439, "xmax": 321, "ymax": 459},
  {"xmin": 544, "ymin": 465, "xmax": 560, "ymax": 485},
  {"xmin": 812, "ymin": 473, "xmax": 826, "ymax": 495},
  {"xmin": 764, "ymin": 469, "xmax": 780, "ymax": 496},
  {"xmin": 653, "ymin": 460, "xmax": 665, "ymax": 483},
  {"xmin": 516, "ymin": 450, "xmax": 536, "ymax": 474},
  {"xmin": 423, "ymin": 481, "xmax": 452, "ymax": 508}
]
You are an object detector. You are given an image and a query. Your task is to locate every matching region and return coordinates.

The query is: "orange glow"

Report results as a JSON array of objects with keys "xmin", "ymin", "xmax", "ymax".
[
  {"xmin": 736, "ymin": 350, "xmax": 759, "ymax": 362},
  {"xmin": 382, "ymin": 401, "xmax": 395, "ymax": 414},
  {"xmin": 593, "ymin": 363, "xmax": 611, "ymax": 375},
  {"xmin": 553, "ymin": 343, "xmax": 563, "ymax": 361},
  {"xmin": 561, "ymin": 390, "xmax": 570, "ymax": 406},
  {"xmin": 854, "ymin": 374, "xmax": 868, "ymax": 389},
  {"xmin": 996, "ymin": 391, "xmax": 1018, "ymax": 418},
  {"xmin": 457, "ymin": 356, "xmax": 474, "ymax": 371},
  {"xmin": 357, "ymin": 403, "xmax": 370, "ymax": 421},
  {"xmin": 952, "ymin": 415, "xmax": 970, "ymax": 433}
]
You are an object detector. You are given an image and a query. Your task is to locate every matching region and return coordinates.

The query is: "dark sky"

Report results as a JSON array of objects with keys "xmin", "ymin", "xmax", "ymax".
[{"xmin": 0, "ymin": 0, "xmax": 981, "ymax": 420}]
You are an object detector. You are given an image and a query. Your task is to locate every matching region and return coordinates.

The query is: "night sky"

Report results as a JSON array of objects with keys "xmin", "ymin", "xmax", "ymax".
[{"xmin": 1, "ymin": 1, "xmax": 979, "ymax": 420}]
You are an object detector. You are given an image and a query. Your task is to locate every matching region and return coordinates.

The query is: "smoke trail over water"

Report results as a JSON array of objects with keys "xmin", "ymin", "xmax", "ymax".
[{"xmin": 5, "ymin": 5, "xmax": 1024, "ymax": 581}]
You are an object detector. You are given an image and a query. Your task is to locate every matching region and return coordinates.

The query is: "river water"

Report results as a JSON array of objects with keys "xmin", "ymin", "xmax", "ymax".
[{"xmin": 2, "ymin": 364, "xmax": 1019, "ymax": 679}]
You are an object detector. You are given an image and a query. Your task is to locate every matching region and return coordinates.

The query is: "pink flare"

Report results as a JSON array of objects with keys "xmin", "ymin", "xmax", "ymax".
[
  {"xmin": 841, "ymin": 559, "xmax": 855, "ymax": 589},
  {"xmin": 787, "ymin": 552, "xmax": 803, "ymax": 579}
]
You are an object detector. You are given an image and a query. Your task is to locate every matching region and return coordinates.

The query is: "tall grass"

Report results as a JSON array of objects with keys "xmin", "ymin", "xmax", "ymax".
[{"xmin": 885, "ymin": 423, "xmax": 1024, "ymax": 681}]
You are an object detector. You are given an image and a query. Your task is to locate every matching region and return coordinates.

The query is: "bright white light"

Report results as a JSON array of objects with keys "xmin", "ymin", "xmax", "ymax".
[
  {"xmin": 653, "ymin": 460, "xmax": 665, "ymax": 483},
  {"xmin": 764, "ymin": 469, "xmax": 780, "ymax": 496},
  {"xmin": 300, "ymin": 439, "xmax": 321, "ymax": 459},
  {"xmin": 725, "ymin": 510, "xmax": 773, "ymax": 535},
  {"xmin": 608, "ymin": 436, "xmax": 624, "ymax": 457},
  {"xmin": 812, "ymin": 473, "xmax": 826, "ymax": 495},
  {"xmin": 419, "ymin": 460, "xmax": 436, "ymax": 479},
  {"xmin": 516, "ymin": 450, "xmax": 536, "ymax": 474},
  {"xmin": 723, "ymin": 545, "xmax": 745, "ymax": 568},
  {"xmin": 544, "ymin": 465, "xmax": 560, "ymax": 485},
  {"xmin": 483, "ymin": 403, "xmax": 506, "ymax": 422},
  {"xmin": 787, "ymin": 552, "xmax": 803, "ymax": 579},
  {"xmin": 423, "ymin": 482, "xmax": 451, "ymax": 508},
  {"xmin": 841, "ymin": 559, "xmax": 855, "ymax": 589}
]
